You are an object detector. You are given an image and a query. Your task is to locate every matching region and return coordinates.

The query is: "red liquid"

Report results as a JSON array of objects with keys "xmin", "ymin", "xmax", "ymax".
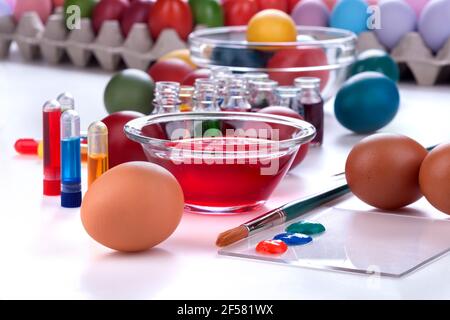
[
  {"xmin": 43, "ymin": 110, "xmax": 61, "ymax": 194},
  {"xmin": 146, "ymin": 137, "xmax": 295, "ymax": 210},
  {"xmin": 303, "ymin": 101, "xmax": 324, "ymax": 146}
]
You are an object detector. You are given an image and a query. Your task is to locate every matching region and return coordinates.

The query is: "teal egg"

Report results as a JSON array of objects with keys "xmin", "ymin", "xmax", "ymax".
[
  {"xmin": 350, "ymin": 49, "xmax": 400, "ymax": 82},
  {"xmin": 330, "ymin": 0, "xmax": 369, "ymax": 34},
  {"xmin": 334, "ymin": 72, "xmax": 400, "ymax": 133}
]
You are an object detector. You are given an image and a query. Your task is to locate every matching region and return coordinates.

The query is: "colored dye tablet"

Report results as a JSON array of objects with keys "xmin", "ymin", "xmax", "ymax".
[
  {"xmin": 286, "ymin": 221, "xmax": 326, "ymax": 235},
  {"xmin": 273, "ymin": 232, "xmax": 313, "ymax": 246},
  {"xmin": 256, "ymin": 240, "xmax": 288, "ymax": 254}
]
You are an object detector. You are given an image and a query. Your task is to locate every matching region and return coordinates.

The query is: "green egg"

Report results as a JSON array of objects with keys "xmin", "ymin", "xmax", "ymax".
[
  {"xmin": 64, "ymin": 0, "xmax": 98, "ymax": 27},
  {"xmin": 349, "ymin": 49, "xmax": 400, "ymax": 82},
  {"xmin": 189, "ymin": 0, "xmax": 224, "ymax": 28},
  {"xmin": 104, "ymin": 69, "xmax": 155, "ymax": 115}
]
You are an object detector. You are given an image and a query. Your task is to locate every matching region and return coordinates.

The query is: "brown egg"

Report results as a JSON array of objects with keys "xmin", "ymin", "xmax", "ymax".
[
  {"xmin": 345, "ymin": 133, "xmax": 427, "ymax": 210},
  {"xmin": 81, "ymin": 162, "xmax": 184, "ymax": 252},
  {"xmin": 419, "ymin": 143, "xmax": 450, "ymax": 215}
]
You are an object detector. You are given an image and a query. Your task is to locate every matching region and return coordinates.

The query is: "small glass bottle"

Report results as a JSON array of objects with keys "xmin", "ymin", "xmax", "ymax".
[
  {"xmin": 221, "ymin": 77, "xmax": 251, "ymax": 112},
  {"xmin": 210, "ymin": 66, "xmax": 232, "ymax": 79},
  {"xmin": 194, "ymin": 79, "xmax": 218, "ymax": 111},
  {"xmin": 242, "ymin": 72, "xmax": 269, "ymax": 83},
  {"xmin": 154, "ymin": 81, "xmax": 180, "ymax": 114},
  {"xmin": 179, "ymin": 86, "xmax": 195, "ymax": 112},
  {"xmin": 248, "ymin": 79, "xmax": 278, "ymax": 112},
  {"xmin": 295, "ymin": 77, "xmax": 324, "ymax": 146},
  {"xmin": 57, "ymin": 92, "xmax": 75, "ymax": 112},
  {"xmin": 275, "ymin": 86, "xmax": 303, "ymax": 116}
]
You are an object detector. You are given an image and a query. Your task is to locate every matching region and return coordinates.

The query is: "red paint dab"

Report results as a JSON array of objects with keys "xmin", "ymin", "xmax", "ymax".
[{"xmin": 256, "ymin": 240, "xmax": 288, "ymax": 255}]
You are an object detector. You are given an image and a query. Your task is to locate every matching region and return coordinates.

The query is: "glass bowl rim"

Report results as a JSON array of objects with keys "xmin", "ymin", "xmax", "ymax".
[
  {"xmin": 188, "ymin": 25, "xmax": 357, "ymax": 48},
  {"xmin": 124, "ymin": 112, "xmax": 316, "ymax": 150}
]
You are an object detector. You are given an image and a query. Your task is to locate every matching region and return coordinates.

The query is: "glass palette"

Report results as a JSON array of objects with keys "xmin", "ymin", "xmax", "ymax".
[{"xmin": 219, "ymin": 208, "xmax": 450, "ymax": 277}]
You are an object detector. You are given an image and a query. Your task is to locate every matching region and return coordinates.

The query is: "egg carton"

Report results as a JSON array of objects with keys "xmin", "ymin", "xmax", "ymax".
[
  {"xmin": 357, "ymin": 31, "xmax": 450, "ymax": 86},
  {"xmin": 0, "ymin": 11, "xmax": 187, "ymax": 71}
]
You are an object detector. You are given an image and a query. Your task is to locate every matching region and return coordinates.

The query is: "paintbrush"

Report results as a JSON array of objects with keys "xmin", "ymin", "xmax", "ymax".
[
  {"xmin": 216, "ymin": 181, "xmax": 350, "ymax": 247},
  {"xmin": 217, "ymin": 143, "xmax": 439, "ymax": 247}
]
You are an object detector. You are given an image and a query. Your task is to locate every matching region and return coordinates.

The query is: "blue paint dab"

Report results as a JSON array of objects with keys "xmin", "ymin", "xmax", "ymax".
[{"xmin": 273, "ymin": 232, "xmax": 313, "ymax": 246}]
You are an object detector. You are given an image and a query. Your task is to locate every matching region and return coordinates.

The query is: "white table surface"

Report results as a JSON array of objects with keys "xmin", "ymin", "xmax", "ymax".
[{"xmin": 1, "ymin": 47, "xmax": 450, "ymax": 300}]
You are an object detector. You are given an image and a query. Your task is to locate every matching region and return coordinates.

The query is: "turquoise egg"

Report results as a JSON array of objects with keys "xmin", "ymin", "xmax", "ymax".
[
  {"xmin": 334, "ymin": 72, "xmax": 400, "ymax": 133},
  {"xmin": 330, "ymin": 0, "xmax": 369, "ymax": 34},
  {"xmin": 349, "ymin": 49, "xmax": 400, "ymax": 82}
]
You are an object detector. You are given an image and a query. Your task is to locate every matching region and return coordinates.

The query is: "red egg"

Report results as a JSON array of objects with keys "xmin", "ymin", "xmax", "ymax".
[
  {"xmin": 267, "ymin": 48, "xmax": 330, "ymax": 88},
  {"xmin": 181, "ymin": 68, "xmax": 211, "ymax": 86},
  {"xmin": 102, "ymin": 111, "xmax": 147, "ymax": 168},
  {"xmin": 92, "ymin": 0, "xmax": 130, "ymax": 34},
  {"xmin": 256, "ymin": 0, "xmax": 288, "ymax": 12},
  {"xmin": 148, "ymin": 58, "xmax": 195, "ymax": 83},
  {"xmin": 148, "ymin": 0, "xmax": 193, "ymax": 41},
  {"xmin": 53, "ymin": 0, "xmax": 65, "ymax": 7},
  {"xmin": 14, "ymin": 0, "xmax": 53, "ymax": 23},
  {"xmin": 257, "ymin": 106, "xmax": 309, "ymax": 170},
  {"xmin": 121, "ymin": 0, "xmax": 154, "ymax": 36},
  {"xmin": 223, "ymin": 0, "xmax": 259, "ymax": 26}
]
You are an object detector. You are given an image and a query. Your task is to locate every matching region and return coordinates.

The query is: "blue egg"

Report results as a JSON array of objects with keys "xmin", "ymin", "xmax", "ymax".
[
  {"xmin": 330, "ymin": 0, "xmax": 369, "ymax": 34},
  {"xmin": 273, "ymin": 232, "xmax": 313, "ymax": 246},
  {"xmin": 211, "ymin": 47, "xmax": 273, "ymax": 69},
  {"xmin": 334, "ymin": 72, "xmax": 400, "ymax": 133}
]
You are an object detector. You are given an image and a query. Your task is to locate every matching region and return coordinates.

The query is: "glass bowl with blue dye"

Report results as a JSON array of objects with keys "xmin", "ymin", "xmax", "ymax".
[
  {"xmin": 189, "ymin": 26, "xmax": 356, "ymax": 101},
  {"xmin": 125, "ymin": 112, "xmax": 315, "ymax": 214}
]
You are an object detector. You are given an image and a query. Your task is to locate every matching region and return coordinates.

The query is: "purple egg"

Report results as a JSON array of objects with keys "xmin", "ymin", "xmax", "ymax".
[
  {"xmin": 291, "ymin": 0, "xmax": 330, "ymax": 27},
  {"xmin": 374, "ymin": 0, "xmax": 416, "ymax": 50},
  {"xmin": 419, "ymin": 0, "xmax": 450, "ymax": 53}
]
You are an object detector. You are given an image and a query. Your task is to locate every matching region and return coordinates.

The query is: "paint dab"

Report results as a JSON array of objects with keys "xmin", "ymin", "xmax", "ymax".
[
  {"xmin": 286, "ymin": 221, "xmax": 326, "ymax": 235},
  {"xmin": 273, "ymin": 232, "xmax": 312, "ymax": 246},
  {"xmin": 256, "ymin": 240, "xmax": 288, "ymax": 254}
]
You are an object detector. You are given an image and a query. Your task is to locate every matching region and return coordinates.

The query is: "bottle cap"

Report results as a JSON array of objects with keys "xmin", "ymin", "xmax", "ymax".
[
  {"xmin": 43, "ymin": 180, "xmax": 61, "ymax": 196},
  {"xmin": 61, "ymin": 191, "xmax": 82, "ymax": 208}
]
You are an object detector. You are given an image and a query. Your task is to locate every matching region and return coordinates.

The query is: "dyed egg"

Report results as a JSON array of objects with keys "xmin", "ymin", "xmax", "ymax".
[
  {"xmin": 246, "ymin": 9, "xmax": 297, "ymax": 43},
  {"xmin": 64, "ymin": 0, "xmax": 98, "ymax": 25},
  {"xmin": 211, "ymin": 47, "xmax": 273, "ymax": 68},
  {"xmin": 257, "ymin": 106, "xmax": 309, "ymax": 170},
  {"xmin": 148, "ymin": 58, "xmax": 195, "ymax": 83},
  {"xmin": 81, "ymin": 162, "xmax": 184, "ymax": 252},
  {"xmin": 148, "ymin": 0, "xmax": 193, "ymax": 41},
  {"xmin": 181, "ymin": 68, "xmax": 211, "ymax": 86},
  {"xmin": 374, "ymin": 0, "xmax": 416, "ymax": 50},
  {"xmin": 330, "ymin": 0, "xmax": 368, "ymax": 34},
  {"xmin": 159, "ymin": 48, "xmax": 196, "ymax": 68},
  {"xmin": 291, "ymin": 0, "xmax": 330, "ymax": 27},
  {"xmin": 404, "ymin": 0, "xmax": 428, "ymax": 17},
  {"xmin": 418, "ymin": 0, "xmax": 450, "ymax": 52},
  {"xmin": 0, "ymin": 0, "xmax": 13, "ymax": 16},
  {"xmin": 345, "ymin": 133, "xmax": 427, "ymax": 210},
  {"xmin": 334, "ymin": 72, "xmax": 400, "ymax": 133},
  {"xmin": 256, "ymin": 0, "xmax": 288, "ymax": 12},
  {"xmin": 102, "ymin": 111, "xmax": 148, "ymax": 168},
  {"xmin": 349, "ymin": 49, "xmax": 400, "ymax": 82},
  {"xmin": 121, "ymin": 0, "xmax": 154, "ymax": 37},
  {"xmin": 419, "ymin": 143, "xmax": 450, "ymax": 215},
  {"xmin": 92, "ymin": 0, "xmax": 129, "ymax": 34},
  {"xmin": 267, "ymin": 48, "xmax": 329, "ymax": 87},
  {"xmin": 104, "ymin": 69, "xmax": 155, "ymax": 115},
  {"xmin": 188, "ymin": 0, "xmax": 224, "ymax": 27},
  {"xmin": 53, "ymin": 0, "xmax": 64, "ymax": 7},
  {"xmin": 13, "ymin": 0, "xmax": 52, "ymax": 23},
  {"xmin": 222, "ymin": 0, "xmax": 259, "ymax": 26}
]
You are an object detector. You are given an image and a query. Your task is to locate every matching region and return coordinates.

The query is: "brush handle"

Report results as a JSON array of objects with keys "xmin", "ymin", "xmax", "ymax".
[{"xmin": 282, "ymin": 182, "xmax": 350, "ymax": 220}]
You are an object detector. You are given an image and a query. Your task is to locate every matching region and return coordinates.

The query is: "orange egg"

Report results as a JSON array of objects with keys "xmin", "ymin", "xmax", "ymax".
[
  {"xmin": 81, "ymin": 162, "xmax": 184, "ymax": 252},
  {"xmin": 345, "ymin": 133, "xmax": 427, "ymax": 210},
  {"xmin": 419, "ymin": 143, "xmax": 450, "ymax": 215},
  {"xmin": 246, "ymin": 9, "xmax": 297, "ymax": 43}
]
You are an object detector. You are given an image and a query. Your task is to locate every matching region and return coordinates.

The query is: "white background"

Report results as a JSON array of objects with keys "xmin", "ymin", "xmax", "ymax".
[{"xmin": 1, "ymin": 47, "xmax": 450, "ymax": 299}]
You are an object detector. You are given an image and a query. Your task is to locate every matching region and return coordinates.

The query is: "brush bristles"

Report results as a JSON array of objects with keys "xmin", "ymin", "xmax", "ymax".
[{"xmin": 216, "ymin": 225, "xmax": 249, "ymax": 247}]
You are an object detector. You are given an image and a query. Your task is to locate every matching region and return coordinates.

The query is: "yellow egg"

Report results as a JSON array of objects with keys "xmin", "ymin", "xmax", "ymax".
[
  {"xmin": 81, "ymin": 162, "xmax": 184, "ymax": 252},
  {"xmin": 158, "ymin": 49, "xmax": 197, "ymax": 69},
  {"xmin": 246, "ymin": 9, "xmax": 297, "ymax": 43}
]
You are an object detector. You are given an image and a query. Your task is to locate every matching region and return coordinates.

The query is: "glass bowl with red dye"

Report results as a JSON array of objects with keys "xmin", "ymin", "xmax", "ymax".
[
  {"xmin": 125, "ymin": 112, "xmax": 315, "ymax": 214},
  {"xmin": 189, "ymin": 26, "xmax": 356, "ymax": 100}
]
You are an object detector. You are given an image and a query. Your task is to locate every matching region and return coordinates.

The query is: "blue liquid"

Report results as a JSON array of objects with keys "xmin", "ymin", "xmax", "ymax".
[
  {"xmin": 273, "ymin": 232, "xmax": 312, "ymax": 246},
  {"xmin": 61, "ymin": 137, "xmax": 81, "ymax": 185}
]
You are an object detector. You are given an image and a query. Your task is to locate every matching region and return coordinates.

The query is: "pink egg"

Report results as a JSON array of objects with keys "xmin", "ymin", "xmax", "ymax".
[
  {"xmin": 6, "ymin": 0, "xmax": 16, "ymax": 9},
  {"xmin": 291, "ymin": 0, "xmax": 329, "ymax": 27},
  {"xmin": 404, "ymin": 0, "xmax": 429, "ymax": 17},
  {"xmin": 13, "ymin": 0, "xmax": 52, "ymax": 23}
]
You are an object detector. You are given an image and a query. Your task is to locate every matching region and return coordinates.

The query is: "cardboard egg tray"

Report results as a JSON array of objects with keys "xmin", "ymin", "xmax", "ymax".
[
  {"xmin": 357, "ymin": 31, "xmax": 450, "ymax": 86},
  {"xmin": 0, "ymin": 10, "xmax": 187, "ymax": 71}
]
